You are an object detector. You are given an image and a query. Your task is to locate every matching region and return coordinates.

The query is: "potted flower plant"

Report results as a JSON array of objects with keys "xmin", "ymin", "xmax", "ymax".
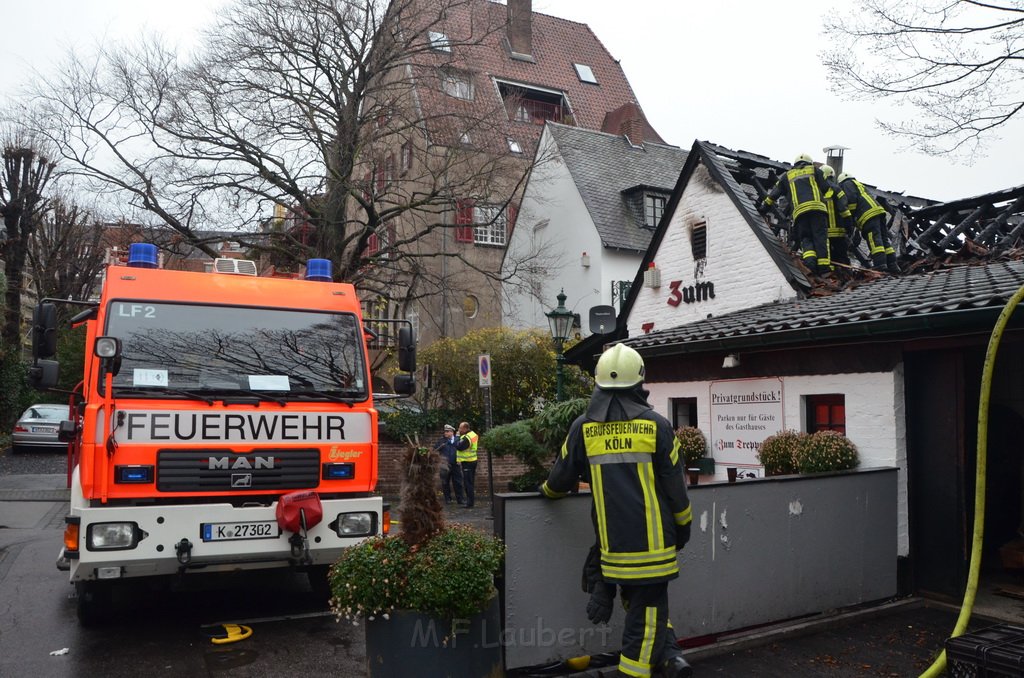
[
  {"xmin": 794, "ymin": 430, "xmax": 860, "ymax": 473},
  {"xmin": 329, "ymin": 438, "xmax": 504, "ymax": 678},
  {"xmin": 757, "ymin": 430, "xmax": 804, "ymax": 476},
  {"xmin": 675, "ymin": 426, "xmax": 714, "ymax": 475}
]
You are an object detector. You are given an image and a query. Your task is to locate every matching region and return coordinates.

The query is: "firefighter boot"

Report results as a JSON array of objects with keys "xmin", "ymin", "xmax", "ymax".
[{"xmin": 657, "ymin": 654, "xmax": 693, "ymax": 678}]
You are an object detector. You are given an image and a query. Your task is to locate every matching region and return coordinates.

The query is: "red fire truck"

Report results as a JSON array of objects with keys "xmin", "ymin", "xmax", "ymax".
[{"xmin": 29, "ymin": 244, "xmax": 414, "ymax": 624}]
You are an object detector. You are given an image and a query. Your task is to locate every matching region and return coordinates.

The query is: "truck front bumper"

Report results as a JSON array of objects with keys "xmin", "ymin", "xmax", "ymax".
[{"xmin": 66, "ymin": 496, "xmax": 383, "ymax": 582}]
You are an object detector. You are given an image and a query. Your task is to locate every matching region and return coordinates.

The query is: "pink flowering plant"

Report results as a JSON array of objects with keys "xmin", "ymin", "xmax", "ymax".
[
  {"xmin": 328, "ymin": 524, "xmax": 504, "ymax": 621},
  {"xmin": 674, "ymin": 426, "xmax": 708, "ymax": 467},
  {"xmin": 757, "ymin": 430, "xmax": 804, "ymax": 475},
  {"xmin": 795, "ymin": 430, "xmax": 860, "ymax": 474}
]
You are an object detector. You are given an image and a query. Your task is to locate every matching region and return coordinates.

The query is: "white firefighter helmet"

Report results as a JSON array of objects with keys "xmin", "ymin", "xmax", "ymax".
[
  {"xmin": 794, "ymin": 153, "xmax": 813, "ymax": 165},
  {"xmin": 595, "ymin": 344, "xmax": 645, "ymax": 390},
  {"xmin": 820, "ymin": 165, "xmax": 835, "ymax": 180},
  {"xmin": 838, "ymin": 172, "xmax": 852, "ymax": 183}
]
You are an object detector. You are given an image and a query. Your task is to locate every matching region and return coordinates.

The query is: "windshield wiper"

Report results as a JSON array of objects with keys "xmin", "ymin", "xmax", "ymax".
[
  {"xmin": 287, "ymin": 389, "xmax": 365, "ymax": 404},
  {"xmin": 114, "ymin": 387, "xmax": 216, "ymax": 405},
  {"xmin": 194, "ymin": 388, "xmax": 287, "ymax": 406}
]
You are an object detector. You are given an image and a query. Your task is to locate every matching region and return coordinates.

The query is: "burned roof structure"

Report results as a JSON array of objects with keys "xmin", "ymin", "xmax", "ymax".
[
  {"xmin": 902, "ymin": 185, "xmax": 1024, "ymax": 262},
  {"xmin": 565, "ymin": 139, "xmax": 1024, "ymax": 369}
]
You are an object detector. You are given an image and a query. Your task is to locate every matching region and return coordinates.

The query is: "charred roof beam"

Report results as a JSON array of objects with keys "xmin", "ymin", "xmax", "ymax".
[{"xmin": 936, "ymin": 204, "xmax": 990, "ymax": 252}]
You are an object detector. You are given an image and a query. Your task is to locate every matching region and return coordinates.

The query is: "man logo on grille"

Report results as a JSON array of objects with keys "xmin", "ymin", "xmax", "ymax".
[{"xmin": 231, "ymin": 473, "xmax": 253, "ymax": 488}]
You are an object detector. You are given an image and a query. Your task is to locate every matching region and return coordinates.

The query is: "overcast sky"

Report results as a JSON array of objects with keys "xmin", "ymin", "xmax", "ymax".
[{"xmin": 1, "ymin": 0, "xmax": 1019, "ymax": 203}]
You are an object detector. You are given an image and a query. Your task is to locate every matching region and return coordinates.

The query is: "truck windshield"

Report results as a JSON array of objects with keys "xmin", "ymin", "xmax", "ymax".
[{"xmin": 105, "ymin": 301, "xmax": 368, "ymax": 400}]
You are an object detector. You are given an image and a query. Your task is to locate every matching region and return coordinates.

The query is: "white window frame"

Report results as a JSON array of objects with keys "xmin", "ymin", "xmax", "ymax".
[
  {"xmin": 473, "ymin": 205, "xmax": 508, "ymax": 246},
  {"xmin": 428, "ymin": 31, "xmax": 451, "ymax": 52},
  {"xmin": 441, "ymin": 69, "xmax": 473, "ymax": 100},
  {"xmin": 573, "ymin": 63, "xmax": 598, "ymax": 84}
]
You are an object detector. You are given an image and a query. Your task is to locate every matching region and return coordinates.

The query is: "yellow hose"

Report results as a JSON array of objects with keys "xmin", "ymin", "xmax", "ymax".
[{"xmin": 919, "ymin": 282, "xmax": 1024, "ymax": 677}]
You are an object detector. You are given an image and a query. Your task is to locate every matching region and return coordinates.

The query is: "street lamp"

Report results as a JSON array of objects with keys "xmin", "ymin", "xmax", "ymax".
[{"xmin": 546, "ymin": 289, "xmax": 574, "ymax": 402}]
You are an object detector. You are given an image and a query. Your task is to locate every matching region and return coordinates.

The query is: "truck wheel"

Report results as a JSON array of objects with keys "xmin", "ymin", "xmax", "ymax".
[
  {"xmin": 75, "ymin": 580, "xmax": 113, "ymax": 626},
  {"xmin": 307, "ymin": 566, "xmax": 332, "ymax": 605}
]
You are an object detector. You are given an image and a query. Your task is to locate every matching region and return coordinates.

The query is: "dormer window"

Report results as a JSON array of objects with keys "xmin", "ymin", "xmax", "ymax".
[
  {"xmin": 573, "ymin": 63, "xmax": 598, "ymax": 84},
  {"xmin": 496, "ymin": 80, "xmax": 573, "ymax": 126},
  {"xmin": 507, "ymin": 137, "xmax": 522, "ymax": 154},
  {"xmin": 429, "ymin": 31, "xmax": 451, "ymax": 52},
  {"xmin": 644, "ymin": 194, "xmax": 666, "ymax": 228}
]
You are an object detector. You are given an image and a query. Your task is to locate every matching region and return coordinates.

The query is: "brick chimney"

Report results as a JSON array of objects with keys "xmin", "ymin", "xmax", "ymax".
[
  {"xmin": 602, "ymin": 102, "xmax": 646, "ymax": 145},
  {"xmin": 507, "ymin": 0, "xmax": 532, "ymax": 57}
]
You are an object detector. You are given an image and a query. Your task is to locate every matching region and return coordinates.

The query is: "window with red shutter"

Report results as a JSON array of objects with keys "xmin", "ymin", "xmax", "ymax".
[
  {"xmin": 367, "ymin": 231, "xmax": 380, "ymax": 255},
  {"xmin": 455, "ymin": 199, "xmax": 475, "ymax": 242},
  {"xmin": 806, "ymin": 394, "xmax": 846, "ymax": 434}
]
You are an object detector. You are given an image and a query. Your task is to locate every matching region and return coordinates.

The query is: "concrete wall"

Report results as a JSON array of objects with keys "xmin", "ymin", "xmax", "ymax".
[
  {"xmin": 497, "ymin": 468, "xmax": 897, "ymax": 669},
  {"xmin": 645, "ymin": 369, "xmax": 910, "ymax": 556},
  {"xmin": 627, "ymin": 162, "xmax": 798, "ymax": 337}
]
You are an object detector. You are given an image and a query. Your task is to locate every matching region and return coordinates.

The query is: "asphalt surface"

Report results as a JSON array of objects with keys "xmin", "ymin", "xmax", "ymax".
[{"xmin": 0, "ymin": 447, "xmax": 1003, "ymax": 677}]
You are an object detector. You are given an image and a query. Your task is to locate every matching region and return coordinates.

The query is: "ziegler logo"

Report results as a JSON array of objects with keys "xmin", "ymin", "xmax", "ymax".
[{"xmin": 208, "ymin": 456, "xmax": 276, "ymax": 470}]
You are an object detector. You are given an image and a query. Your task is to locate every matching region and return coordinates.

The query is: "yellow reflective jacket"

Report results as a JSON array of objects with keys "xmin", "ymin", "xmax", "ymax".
[
  {"xmin": 763, "ymin": 163, "xmax": 832, "ymax": 219},
  {"xmin": 541, "ymin": 410, "xmax": 692, "ymax": 584},
  {"xmin": 456, "ymin": 430, "xmax": 478, "ymax": 463},
  {"xmin": 840, "ymin": 177, "xmax": 887, "ymax": 230}
]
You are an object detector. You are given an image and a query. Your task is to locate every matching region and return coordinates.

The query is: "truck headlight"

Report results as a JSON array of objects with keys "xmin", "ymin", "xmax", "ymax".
[
  {"xmin": 331, "ymin": 512, "xmax": 376, "ymax": 537},
  {"xmin": 87, "ymin": 522, "xmax": 141, "ymax": 550}
]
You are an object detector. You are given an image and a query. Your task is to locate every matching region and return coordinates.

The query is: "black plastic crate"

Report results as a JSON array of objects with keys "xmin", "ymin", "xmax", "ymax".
[{"xmin": 946, "ymin": 623, "xmax": 1024, "ymax": 677}]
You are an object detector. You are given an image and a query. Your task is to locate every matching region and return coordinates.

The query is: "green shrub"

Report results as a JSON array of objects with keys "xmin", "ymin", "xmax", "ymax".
[
  {"xmin": 674, "ymin": 427, "xmax": 708, "ymax": 466},
  {"xmin": 531, "ymin": 398, "xmax": 588, "ymax": 451},
  {"xmin": 757, "ymin": 430, "xmax": 804, "ymax": 476},
  {"xmin": 481, "ymin": 421, "xmax": 544, "ymax": 465},
  {"xmin": 379, "ymin": 407, "xmax": 458, "ymax": 441},
  {"xmin": 795, "ymin": 430, "xmax": 860, "ymax": 474}
]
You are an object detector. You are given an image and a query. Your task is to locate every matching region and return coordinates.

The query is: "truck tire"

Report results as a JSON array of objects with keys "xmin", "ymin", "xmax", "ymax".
[{"xmin": 75, "ymin": 580, "xmax": 113, "ymax": 626}]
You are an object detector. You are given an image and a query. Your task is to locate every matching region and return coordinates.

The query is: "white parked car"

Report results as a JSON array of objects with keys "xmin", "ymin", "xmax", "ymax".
[{"xmin": 11, "ymin": 404, "xmax": 71, "ymax": 453}]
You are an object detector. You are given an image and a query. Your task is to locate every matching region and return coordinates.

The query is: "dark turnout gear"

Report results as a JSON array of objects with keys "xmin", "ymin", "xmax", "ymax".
[
  {"xmin": 542, "ymin": 347, "xmax": 693, "ymax": 678},
  {"xmin": 824, "ymin": 177, "xmax": 854, "ymax": 266},
  {"xmin": 542, "ymin": 395, "xmax": 692, "ymax": 583},
  {"xmin": 762, "ymin": 162, "xmax": 833, "ymax": 274},
  {"xmin": 839, "ymin": 175, "xmax": 899, "ymax": 273}
]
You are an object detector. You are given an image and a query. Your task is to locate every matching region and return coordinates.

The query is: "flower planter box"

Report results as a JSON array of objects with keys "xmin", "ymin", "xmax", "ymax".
[
  {"xmin": 364, "ymin": 595, "xmax": 502, "ymax": 678},
  {"xmin": 695, "ymin": 457, "xmax": 715, "ymax": 475}
]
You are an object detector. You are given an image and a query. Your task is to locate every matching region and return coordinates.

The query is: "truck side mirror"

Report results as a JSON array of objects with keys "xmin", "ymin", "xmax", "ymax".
[
  {"xmin": 393, "ymin": 373, "xmax": 416, "ymax": 395},
  {"xmin": 397, "ymin": 326, "xmax": 416, "ymax": 373},
  {"xmin": 32, "ymin": 302, "xmax": 58, "ymax": 359},
  {"xmin": 94, "ymin": 336, "xmax": 123, "ymax": 376},
  {"xmin": 28, "ymin": 359, "xmax": 59, "ymax": 390}
]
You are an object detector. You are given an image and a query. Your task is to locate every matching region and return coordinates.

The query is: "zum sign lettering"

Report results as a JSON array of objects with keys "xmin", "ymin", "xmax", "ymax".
[{"xmin": 667, "ymin": 280, "xmax": 716, "ymax": 307}]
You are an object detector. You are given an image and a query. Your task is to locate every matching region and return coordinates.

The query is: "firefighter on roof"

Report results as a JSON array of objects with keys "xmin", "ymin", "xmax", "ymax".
[
  {"xmin": 838, "ymin": 171, "xmax": 900, "ymax": 274},
  {"xmin": 820, "ymin": 165, "xmax": 855, "ymax": 267},
  {"xmin": 542, "ymin": 344, "xmax": 693, "ymax": 678},
  {"xmin": 759, "ymin": 154, "xmax": 833, "ymax": 275}
]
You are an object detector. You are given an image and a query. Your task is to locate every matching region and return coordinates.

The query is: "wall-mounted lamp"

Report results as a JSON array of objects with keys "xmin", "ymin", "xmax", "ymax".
[
  {"xmin": 722, "ymin": 354, "xmax": 740, "ymax": 369},
  {"xmin": 581, "ymin": 251, "xmax": 590, "ymax": 267}
]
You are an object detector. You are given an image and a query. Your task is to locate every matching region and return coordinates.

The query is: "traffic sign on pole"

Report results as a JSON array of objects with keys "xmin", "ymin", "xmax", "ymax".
[{"xmin": 478, "ymin": 354, "xmax": 492, "ymax": 387}]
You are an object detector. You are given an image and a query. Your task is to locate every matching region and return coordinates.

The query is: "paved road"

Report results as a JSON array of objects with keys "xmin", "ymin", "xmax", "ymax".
[{"xmin": 0, "ymin": 451, "xmax": 368, "ymax": 678}]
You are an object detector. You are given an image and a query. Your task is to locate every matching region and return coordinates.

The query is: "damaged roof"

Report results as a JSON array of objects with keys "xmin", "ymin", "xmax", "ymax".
[
  {"xmin": 546, "ymin": 123, "xmax": 688, "ymax": 252},
  {"xmin": 903, "ymin": 184, "xmax": 1024, "ymax": 259},
  {"xmin": 623, "ymin": 259, "xmax": 1024, "ymax": 356}
]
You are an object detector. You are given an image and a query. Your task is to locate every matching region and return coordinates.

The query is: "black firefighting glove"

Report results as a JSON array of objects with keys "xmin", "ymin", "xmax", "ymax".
[
  {"xmin": 586, "ymin": 581, "xmax": 616, "ymax": 625},
  {"xmin": 675, "ymin": 523, "xmax": 691, "ymax": 551}
]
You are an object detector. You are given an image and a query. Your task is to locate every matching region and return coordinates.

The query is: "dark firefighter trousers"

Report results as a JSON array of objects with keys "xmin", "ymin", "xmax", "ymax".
[
  {"xmin": 618, "ymin": 582, "xmax": 681, "ymax": 677},
  {"xmin": 861, "ymin": 215, "xmax": 897, "ymax": 271},
  {"xmin": 796, "ymin": 211, "xmax": 831, "ymax": 274}
]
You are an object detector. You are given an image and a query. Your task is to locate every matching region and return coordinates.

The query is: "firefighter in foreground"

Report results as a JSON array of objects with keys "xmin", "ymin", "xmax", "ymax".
[
  {"xmin": 759, "ymin": 153, "xmax": 833, "ymax": 275},
  {"xmin": 541, "ymin": 344, "xmax": 693, "ymax": 678}
]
